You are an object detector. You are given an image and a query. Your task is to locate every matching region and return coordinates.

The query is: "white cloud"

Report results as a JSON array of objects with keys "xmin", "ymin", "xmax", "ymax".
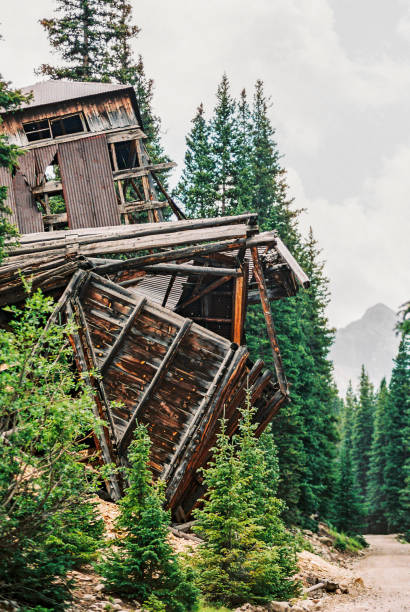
[
  {"xmin": 289, "ymin": 145, "xmax": 410, "ymax": 327},
  {"xmin": 1, "ymin": 0, "xmax": 409, "ymax": 330}
]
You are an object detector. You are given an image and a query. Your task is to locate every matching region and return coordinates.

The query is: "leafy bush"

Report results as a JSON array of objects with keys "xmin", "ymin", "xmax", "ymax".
[
  {"xmin": 192, "ymin": 394, "xmax": 301, "ymax": 607},
  {"xmin": 0, "ymin": 289, "xmax": 104, "ymax": 609},
  {"xmin": 97, "ymin": 424, "xmax": 199, "ymax": 612}
]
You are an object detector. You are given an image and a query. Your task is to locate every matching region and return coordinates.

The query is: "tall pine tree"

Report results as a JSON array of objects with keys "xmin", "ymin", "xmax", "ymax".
[
  {"xmin": 296, "ymin": 228, "xmax": 338, "ymax": 522},
  {"xmin": 175, "ymin": 104, "xmax": 217, "ymax": 218},
  {"xmin": 39, "ymin": 0, "xmax": 117, "ymax": 81},
  {"xmin": 333, "ymin": 383, "xmax": 365, "ymax": 535},
  {"xmin": 39, "ymin": 1, "xmax": 165, "ymax": 160},
  {"xmin": 351, "ymin": 366, "xmax": 375, "ymax": 504},
  {"xmin": 383, "ymin": 333, "xmax": 409, "ymax": 532},
  {"xmin": 177, "ymin": 77, "xmax": 339, "ymax": 527},
  {"xmin": 211, "ymin": 74, "xmax": 237, "ymax": 216},
  {"xmin": 366, "ymin": 378, "xmax": 389, "ymax": 533}
]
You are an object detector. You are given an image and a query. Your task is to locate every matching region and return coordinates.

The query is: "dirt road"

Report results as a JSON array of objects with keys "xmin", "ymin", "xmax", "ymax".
[{"xmin": 323, "ymin": 534, "xmax": 410, "ymax": 611}]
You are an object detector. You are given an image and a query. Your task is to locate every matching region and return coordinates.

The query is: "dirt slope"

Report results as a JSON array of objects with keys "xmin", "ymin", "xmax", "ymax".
[{"xmin": 323, "ymin": 534, "xmax": 410, "ymax": 611}]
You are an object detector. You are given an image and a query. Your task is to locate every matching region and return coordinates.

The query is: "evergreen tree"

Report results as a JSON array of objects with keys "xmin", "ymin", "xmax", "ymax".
[
  {"xmin": 351, "ymin": 366, "xmax": 375, "ymax": 503},
  {"xmin": 366, "ymin": 379, "xmax": 389, "ymax": 533},
  {"xmin": 231, "ymin": 89, "xmax": 254, "ymax": 213},
  {"xmin": 383, "ymin": 333, "xmax": 409, "ymax": 533},
  {"xmin": 296, "ymin": 228, "xmax": 338, "ymax": 523},
  {"xmin": 178, "ymin": 76, "xmax": 338, "ymax": 527},
  {"xmin": 39, "ymin": 0, "xmax": 118, "ymax": 81},
  {"xmin": 193, "ymin": 401, "xmax": 300, "ymax": 606},
  {"xmin": 210, "ymin": 74, "xmax": 237, "ymax": 216},
  {"xmin": 175, "ymin": 104, "xmax": 217, "ymax": 217},
  {"xmin": 102, "ymin": 0, "xmax": 166, "ymax": 163},
  {"xmin": 0, "ymin": 289, "xmax": 103, "ymax": 609},
  {"xmin": 333, "ymin": 383, "xmax": 364, "ymax": 535},
  {"xmin": 97, "ymin": 425, "xmax": 198, "ymax": 611},
  {"xmin": 250, "ymin": 80, "xmax": 299, "ymax": 235},
  {"xmin": 0, "ymin": 75, "xmax": 27, "ymax": 262},
  {"xmin": 39, "ymin": 0, "xmax": 166, "ymax": 161}
]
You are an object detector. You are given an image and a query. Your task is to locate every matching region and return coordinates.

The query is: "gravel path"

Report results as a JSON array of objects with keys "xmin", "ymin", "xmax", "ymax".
[{"xmin": 323, "ymin": 534, "xmax": 410, "ymax": 611}]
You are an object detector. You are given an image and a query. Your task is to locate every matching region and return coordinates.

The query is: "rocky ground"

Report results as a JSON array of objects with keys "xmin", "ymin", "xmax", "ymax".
[
  {"xmin": 321, "ymin": 534, "xmax": 410, "ymax": 611},
  {"xmin": 0, "ymin": 500, "xmax": 380, "ymax": 612}
]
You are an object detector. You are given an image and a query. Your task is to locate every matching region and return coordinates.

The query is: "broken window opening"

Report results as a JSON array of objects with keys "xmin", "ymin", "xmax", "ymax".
[
  {"xmin": 23, "ymin": 119, "xmax": 51, "ymax": 143},
  {"xmin": 109, "ymin": 140, "xmax": 137, "ymax": 171},
  {"xmin": 23, "ymin": 113, "xmax": 87, "ymax": 144},
  {"xmin": 50, "ymin": 113, "xmax": 86, "ymax": 138}
]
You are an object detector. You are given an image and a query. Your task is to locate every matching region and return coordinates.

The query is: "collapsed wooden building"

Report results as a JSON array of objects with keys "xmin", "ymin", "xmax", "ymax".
[{"xmin": 0, "ymin": 81, "xmax": 310, "ymax": 519}]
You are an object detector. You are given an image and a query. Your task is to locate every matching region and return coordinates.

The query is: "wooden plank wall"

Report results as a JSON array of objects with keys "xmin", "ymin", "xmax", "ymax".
[{"xmin": 58, "ymin": 135, "xmax": 121, "ymax": 228}]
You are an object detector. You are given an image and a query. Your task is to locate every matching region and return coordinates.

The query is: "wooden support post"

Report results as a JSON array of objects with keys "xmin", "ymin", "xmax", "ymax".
[
  {"xmin": 231, "ymin": 261, "xmax": 248, "ymax": 345},
  {"xmin": 100, "ymin": 295, "xmax": 146, "ymax": 374},
  {"xmin": 250, "ymin": 246, "xmax": 288, "ymax": 395},
  {"xmin": 151, "ymin": 170, "xmax": 186, "ymax": 220},
  {"xmin": 130, "ymin": 178, "xmax": 144, "ymax": 202},
  {"xmin": 119, "ymin": 319, "xmax": 193, "ymax": 454}
]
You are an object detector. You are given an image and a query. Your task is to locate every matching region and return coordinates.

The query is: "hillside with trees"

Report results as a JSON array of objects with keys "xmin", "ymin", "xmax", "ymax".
[{"xmin": 0, "ymin": 2, "xmax": 409, "ymax": 610}]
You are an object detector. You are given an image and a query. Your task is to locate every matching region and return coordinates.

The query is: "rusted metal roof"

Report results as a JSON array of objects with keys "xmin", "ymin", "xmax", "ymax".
[{"xmin": 13, "ymin": 81, "xmax": 133, "ymax": 111}]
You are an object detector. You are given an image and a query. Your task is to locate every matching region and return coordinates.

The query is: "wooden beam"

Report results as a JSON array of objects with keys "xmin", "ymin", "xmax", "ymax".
[
  {"xmin": 162, "ymin": 274, "xmax": 176, "ymax": 308},
  {"xmin": 93, "ymin": 238, "xmax": 247, "ymax": 275},
  {"xmin": 32, "ymin": 180, "xmax": 62, "ymax": 195},
  {"xmin": 274, "ymin": 236, "xmax": 310, "ymax": 288},
  {"xmin": 112, "ymin": 161, "xmax": 176, "ymax": 181},
  {"xmin": 100, "ymin": 295, "xmax": 146, "ymax": 374},
  {"xmin": 143, "ymin": 263, "xmax": 242, "ymax": 277},
  {"xmin": 176, "ymin": 275, "xmax": 232, "ymax": 311},
  {"xmin": 189, "ymin": 317, "xmax": 232, "ymax": 323},
  {"xmin": 118, "ymin": 201, "xmax": 169, "ymax": 213},
  {"xmin": 110, "ymin": 142, "xmax": 128, "ymax": 224},
  {"xmin": 250, "ymin": 246, "xmax": 288, "ymax": 395},
  {"xmin": 23, "ymin": 126, "xmax": 146, "ymax": 151},
  {"xmin": 43, "ymin": 212, "xmax": 67, "ymax": 225},
  {"xmin": 7, "ymin": 226, "xmax": 248, "ymax": 264},
  {"xmin": 118, "ymin": 319, "xmax": 193, "ymax": 454},
  {"xmin": 13, "ymin": 213, "xmax": 257, "ymax": 247},
  {"xmin": 151, "ymin": 170, "xmax": 186, "ymax": 220}
]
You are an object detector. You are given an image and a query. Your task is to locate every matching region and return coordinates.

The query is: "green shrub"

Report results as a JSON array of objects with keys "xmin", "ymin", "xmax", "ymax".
[
  {"xmin": 97, "ymin": 425, "xmax": 199, "ymax": 612},
  {"xmin": 0, "ymin": 290, "xmax": 104, "ymax": 609},
  {"xmin": 192, "ymin": 394, "xmax": 301, "ymax": 607}
]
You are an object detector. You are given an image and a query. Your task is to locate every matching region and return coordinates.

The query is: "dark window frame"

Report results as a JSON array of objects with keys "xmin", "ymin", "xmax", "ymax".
[{"xmin": 23, "ymin": 112, "xmax": 88, "ymax": 143}]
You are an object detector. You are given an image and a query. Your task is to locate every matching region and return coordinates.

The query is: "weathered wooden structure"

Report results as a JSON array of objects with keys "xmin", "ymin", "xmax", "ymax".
[
  {"xmin": 0, "ymin": 80, "xmax": 183, "ymax": 233},
  {"xmin": 0, "ymin": 81, "xmax": 310, "ymax": 518}
]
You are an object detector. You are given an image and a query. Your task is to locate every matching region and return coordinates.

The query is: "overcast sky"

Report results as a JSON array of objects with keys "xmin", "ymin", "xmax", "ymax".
[{"xmin": 1, "ymin": 0, "xmax": 409, "ymax": 327}]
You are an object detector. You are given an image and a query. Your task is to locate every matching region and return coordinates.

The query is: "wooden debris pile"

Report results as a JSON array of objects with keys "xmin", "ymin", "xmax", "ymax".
[{"xmin": 0, "ymin": 212, "xmax": 309, "ymax": 517}]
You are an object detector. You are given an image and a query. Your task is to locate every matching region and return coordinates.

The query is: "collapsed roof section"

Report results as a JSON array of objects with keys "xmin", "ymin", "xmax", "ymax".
[{"xmin": 2, "ymin": 213, "xmax": 310, "ymax": 517}]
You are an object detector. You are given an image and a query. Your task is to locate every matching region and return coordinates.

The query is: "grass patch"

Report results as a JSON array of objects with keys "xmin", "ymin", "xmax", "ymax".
[
  {"xmin": 328, "ymin": 528, "xmax": 368, "ymax": 553},
  {"xmin": 198, "ymin": 603, "xmax": 231, "ymax": 612}
]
